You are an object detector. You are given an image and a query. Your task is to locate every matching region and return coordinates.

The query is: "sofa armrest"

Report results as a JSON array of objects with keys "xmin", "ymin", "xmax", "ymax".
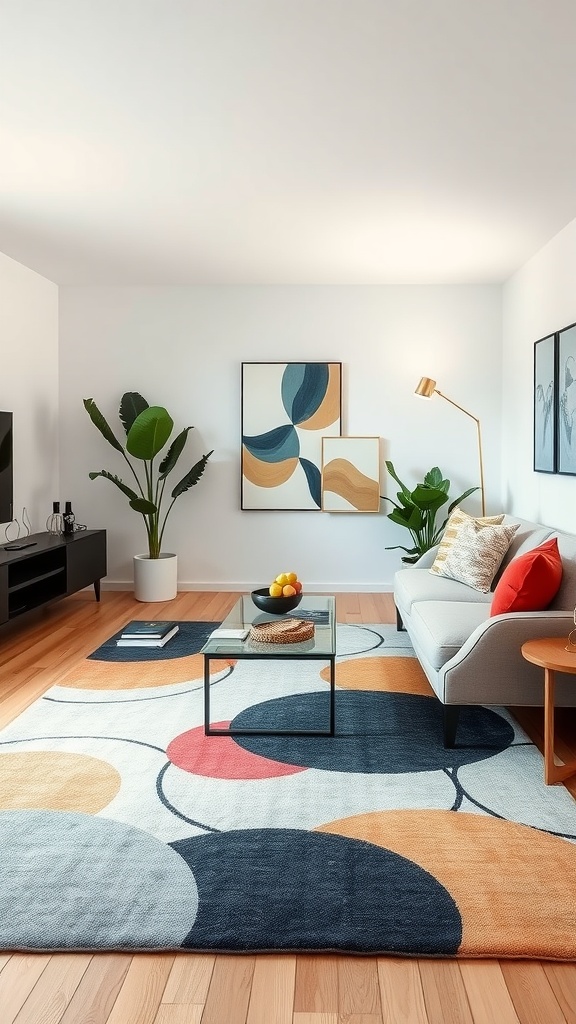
[
  {"xmin": 412, "ymin": 545, "xmax": 440, "ymax": 569},
  {"xmin": 439, "ymin": 610, "xmax": 574, "ymax": 705}
]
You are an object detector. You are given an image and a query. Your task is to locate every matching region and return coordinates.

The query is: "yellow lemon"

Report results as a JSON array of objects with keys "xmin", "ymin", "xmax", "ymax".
[
  {"xmin": 286, "ymin": 572, "xmax": 298, "ymax": 584},
  {"xmin": 269, "ymin": 583, "xmax": 283, "ymax": 597},
  {"xmin": 275, "ymin": 573, "xmax": 289, "ymax": 586}
]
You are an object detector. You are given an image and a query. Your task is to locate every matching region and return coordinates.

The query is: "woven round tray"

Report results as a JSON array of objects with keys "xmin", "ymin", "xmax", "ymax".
[{"xmin": 249, "ymin": 618, "xmax": 314, "ymax": 644}]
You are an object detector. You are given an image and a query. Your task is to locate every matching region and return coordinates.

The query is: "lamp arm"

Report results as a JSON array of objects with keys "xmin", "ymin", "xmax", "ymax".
[
  {"xmin": 434, "ymin": 389, "xmax": 478, "ymax": 424},
  {"xmin": 434, "ymin": 389, "xmax": 486, "ymax": 516}
]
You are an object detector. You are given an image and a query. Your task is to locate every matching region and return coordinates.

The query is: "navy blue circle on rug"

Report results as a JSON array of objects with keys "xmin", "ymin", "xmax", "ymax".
[
  {"xmin": 229, "ymin": 691, "xmax": 515, "ymax": 773},
  {"xmin": 88, "ymin": 621, "xmax": 219, "ymax": 663},
  {"xmin": 172, "ymin": 827, "xmax": 462, "ymax": 954}
]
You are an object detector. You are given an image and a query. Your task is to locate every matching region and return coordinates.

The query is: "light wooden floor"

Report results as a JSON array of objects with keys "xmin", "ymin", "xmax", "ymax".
[{"xmin": 1, "ymin": 589, "xmax": 576, "ymax": 1024}]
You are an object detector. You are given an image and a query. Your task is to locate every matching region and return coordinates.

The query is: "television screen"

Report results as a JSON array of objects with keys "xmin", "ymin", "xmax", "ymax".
[{"xmin": 0, "ymin": 412, "xmax": 13, "ymax": 524}]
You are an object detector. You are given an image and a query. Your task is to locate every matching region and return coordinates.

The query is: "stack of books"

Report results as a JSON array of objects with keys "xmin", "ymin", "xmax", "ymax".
[{"xmin": 116, "ymin": 620, "xmax": 179, "ymax": 647}]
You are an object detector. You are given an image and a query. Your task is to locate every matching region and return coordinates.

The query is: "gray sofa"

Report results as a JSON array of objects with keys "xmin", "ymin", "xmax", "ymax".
[{"xmin": 393, "ymin": 515, "xmax": 576, "ymax": 746}]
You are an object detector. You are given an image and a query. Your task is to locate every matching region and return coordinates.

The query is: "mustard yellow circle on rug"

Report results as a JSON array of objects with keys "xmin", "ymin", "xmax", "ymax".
[
  {"xmin": 0, "ymin": 752, "xmax": 120, "ymax": 813},
  {"xmin": 317, "ymin": 809, "xmax": 576, "ymax": 958},
  {"xmin": 55, "ymin": 653, "xmax": 234, "ymax": 690},
  {"xmin": 322, "ymin": 656, "xmax": 434, "ymax": 696}
]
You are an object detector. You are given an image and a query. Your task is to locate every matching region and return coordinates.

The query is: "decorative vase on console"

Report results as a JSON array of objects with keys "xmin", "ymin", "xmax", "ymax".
[{"xmin": 46, "ymin": 502, "xmax": 64, "ymax": 536}]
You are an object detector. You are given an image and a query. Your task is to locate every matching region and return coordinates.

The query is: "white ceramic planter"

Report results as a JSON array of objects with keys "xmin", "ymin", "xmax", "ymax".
[{"xmin": 133, "ymin": 553, "xmax": 178, "ymax": 602}]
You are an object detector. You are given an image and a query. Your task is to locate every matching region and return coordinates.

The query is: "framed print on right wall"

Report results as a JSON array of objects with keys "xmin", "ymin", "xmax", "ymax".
[
  {"xmin": 534, "ymin": 332, "xmax": 557, "ymax": 473},
  {"xmin": 557, "ymin": 322, "xmax": 576, "ymax": 475}
]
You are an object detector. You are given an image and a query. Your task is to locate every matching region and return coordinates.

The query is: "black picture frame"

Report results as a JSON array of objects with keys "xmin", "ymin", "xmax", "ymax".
[
  {"xmin": 534, "ymin": 333, "xmax": 557, "ymax": 473},
  {"xmin": 557, "ymin": 321, "xmax": 576, "ymax": 476}
]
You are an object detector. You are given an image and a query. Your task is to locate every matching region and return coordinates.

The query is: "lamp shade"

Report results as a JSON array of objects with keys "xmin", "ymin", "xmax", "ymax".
[{"xmin": 415, "ymin": 376, "xmax": 436, "ymax": 398}]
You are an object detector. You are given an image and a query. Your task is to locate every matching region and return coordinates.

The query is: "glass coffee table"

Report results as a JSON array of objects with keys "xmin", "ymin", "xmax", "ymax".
[{"xmin": 201, "ymin": 595, "xmax": 336, "ymax": 737}]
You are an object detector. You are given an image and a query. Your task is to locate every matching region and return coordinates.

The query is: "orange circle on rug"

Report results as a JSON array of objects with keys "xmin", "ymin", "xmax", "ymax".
[
  {"xmin": 54, "ymin": 654, "xmax": 234, "ymax": 690},
  {"xmin": 322, "ymin": 656, "xmax": 434, "ymax": 696},
  {"xmin": 317, "ymin": 809, "xmax": 576, "ymax": 958},
  {"xmin": 0, "ymin": 752, "xmax": 120, "ymax": 813}
]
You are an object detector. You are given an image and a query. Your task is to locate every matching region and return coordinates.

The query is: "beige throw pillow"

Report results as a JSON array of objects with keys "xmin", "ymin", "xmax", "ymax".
[
  {"xmin": 436, "ymin": 519, "xmax": 520, "ymax": 593},
  {"xmin": 430, "ymin": 507, "xmax": 505, "ymax": 576}
]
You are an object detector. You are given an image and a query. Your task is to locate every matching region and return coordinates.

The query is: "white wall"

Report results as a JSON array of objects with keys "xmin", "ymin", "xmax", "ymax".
[
  {"xmin": 0, "ymin": 252, "xmax": 59, "ymax": 532},
  {"xmin": 503, "ymin": 216, "xmax": 576, "ymax": 530},
  {"xmin": 58, "ymin": 285, "xmax": 502, "ymax": 590}
]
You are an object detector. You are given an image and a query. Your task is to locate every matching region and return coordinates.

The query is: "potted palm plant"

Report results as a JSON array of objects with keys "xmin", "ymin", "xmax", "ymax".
[
  {"xmin": 84, "ymin": 392, "xmax": 213, "ymax": 601},
  {"xmin": 382, "ymin": 461, "xmax": 478, "ymax": 564}
]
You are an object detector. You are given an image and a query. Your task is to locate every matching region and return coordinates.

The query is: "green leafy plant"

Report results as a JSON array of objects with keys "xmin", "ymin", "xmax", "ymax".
[
  {"xmin": 84, "ymin": 392, "xmax": 213, "ymax": 559},
  {"xmin": 382, "ymin": 460, "xmax": 478, "ymax": 564}
]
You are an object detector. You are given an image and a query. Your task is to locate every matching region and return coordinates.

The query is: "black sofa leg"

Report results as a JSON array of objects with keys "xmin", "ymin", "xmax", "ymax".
[
  {"xmin": 396, "ymin": 607, "xmax": 406, "ymax": 632},
  {"xmin": 443, "ymin": 706, "xmax": 461, "ymax": 748}
]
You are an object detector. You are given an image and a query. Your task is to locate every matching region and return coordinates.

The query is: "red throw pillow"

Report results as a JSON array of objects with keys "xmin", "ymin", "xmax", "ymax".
[{"xmin": 490, "ymin": 537, "xmax": 563, "ymax": 616}]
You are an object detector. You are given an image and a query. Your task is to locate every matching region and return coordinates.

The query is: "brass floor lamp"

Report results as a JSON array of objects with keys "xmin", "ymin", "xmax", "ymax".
[{"xmin": 415, "ymin": 377, "xmax": 486, "ymax": 516}]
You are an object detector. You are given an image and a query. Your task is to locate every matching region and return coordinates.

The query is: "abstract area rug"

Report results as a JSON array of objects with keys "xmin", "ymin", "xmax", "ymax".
[{"xmin": 1, "ymin": 621, "xmax": 576, "ymax": 959}]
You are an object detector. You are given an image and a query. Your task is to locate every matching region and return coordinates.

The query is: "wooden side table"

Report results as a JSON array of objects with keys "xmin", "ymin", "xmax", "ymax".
[{"xmin": 521, "ymin": 637, "xmax": 576, "ymax": 785}]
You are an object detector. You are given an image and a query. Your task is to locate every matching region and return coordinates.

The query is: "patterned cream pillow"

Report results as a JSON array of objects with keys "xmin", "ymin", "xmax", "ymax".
[
  {"xmin": 436, "ymin": 519, "xmax": 520, "ymax": 593},
  {"xmin": 430, "ymin": 507, "xmax": 505, "ymax": 576}
]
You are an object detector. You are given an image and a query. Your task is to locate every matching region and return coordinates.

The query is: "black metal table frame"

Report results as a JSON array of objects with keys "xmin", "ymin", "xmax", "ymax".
[{"xmin": 203, "ymin": 649, "xmax": 336, "ymax": 737}]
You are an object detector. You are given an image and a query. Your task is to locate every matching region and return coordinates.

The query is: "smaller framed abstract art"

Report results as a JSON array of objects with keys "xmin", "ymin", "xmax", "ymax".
[
  {"xmin": 241, "ymin": 361, "xmax": 342, "ymax": 510},
  {"xmin": 321, "ymin": 436, "xmax": 381, "ymax": 512},
  {"xmin": 534, "ymin": 333, "xmax": 557, "ymax": 473},
  {"xmin": 557, "ymin": 322, "xmax": 576, "ymax": 476}
]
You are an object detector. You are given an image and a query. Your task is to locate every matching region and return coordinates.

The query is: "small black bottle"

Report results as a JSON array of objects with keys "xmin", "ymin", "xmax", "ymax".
[{"xmin": 63, "ymin": 501, "xmax": 75, "ymax": 536}]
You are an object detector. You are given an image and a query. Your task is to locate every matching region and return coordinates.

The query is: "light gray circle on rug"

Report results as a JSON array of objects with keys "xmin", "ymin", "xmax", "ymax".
[
  {"xmin": 336, "ymin": 624, "xmax": 414, "ymax": 656},
  {"xmin": 0, "ymin": 810, "xmax": 199, "ymax": 949}
]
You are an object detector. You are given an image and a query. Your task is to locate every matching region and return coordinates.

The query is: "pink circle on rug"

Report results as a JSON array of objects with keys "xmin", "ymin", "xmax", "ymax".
[{"xmin": 167, "ymin": 723, "xmax": 307, "ymax": 780}]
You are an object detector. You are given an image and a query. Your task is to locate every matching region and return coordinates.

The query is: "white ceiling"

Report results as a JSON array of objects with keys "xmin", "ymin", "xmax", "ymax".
[{"xmin": 2, "ymin": 0, "xmax": 576, "ymax": 286}]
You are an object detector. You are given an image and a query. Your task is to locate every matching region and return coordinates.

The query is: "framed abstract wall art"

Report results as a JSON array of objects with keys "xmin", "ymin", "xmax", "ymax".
[
  {"xmin": 321, "ymin": 436, "xmax": 381, "ymax": 512},
  {"xmin": 557, "ymin": 322, "xmax": 576, "ymax": 475},
  {"xmin": 533, "ymin": 333, "xmax": 557, "ymax": 473},
  {"xmin": 241, "ymin": 362, "xmax": 342, "ymax": 510}
]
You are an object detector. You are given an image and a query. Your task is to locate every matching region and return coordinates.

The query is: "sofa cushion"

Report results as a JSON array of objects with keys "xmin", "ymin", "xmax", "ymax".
[
  {"xmin": 490, "ymin": 537, "xmax": 563, "ymax": 615},
  {"xmin": 409, "ymin": 601, "xmax": 491, "ymax": 671},
  {"xmin": 430, "ymin": 507, "xmax": 505, "ymax": 576},
  {"xmin": 394, "ymin": 567, "xmax": 493, "ymax": 616},
  {"xmin": 434, "ymin": 519, "xmax": 520, "ymax": 593},
  {"xmin": 496, "ymin": 518, "xmax": 555, "ymax": 571}
]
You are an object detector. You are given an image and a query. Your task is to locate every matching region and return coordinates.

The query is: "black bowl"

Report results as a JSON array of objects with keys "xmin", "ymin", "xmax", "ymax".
[{"xmin": 251, "ymin": 587, "xmax": 303, "ymax": 615}]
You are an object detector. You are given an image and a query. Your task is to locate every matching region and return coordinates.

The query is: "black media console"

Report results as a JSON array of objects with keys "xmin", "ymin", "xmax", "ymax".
[{"xmin": 0, "ymin": 530, "xmax": 107, "ymax": 626}]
